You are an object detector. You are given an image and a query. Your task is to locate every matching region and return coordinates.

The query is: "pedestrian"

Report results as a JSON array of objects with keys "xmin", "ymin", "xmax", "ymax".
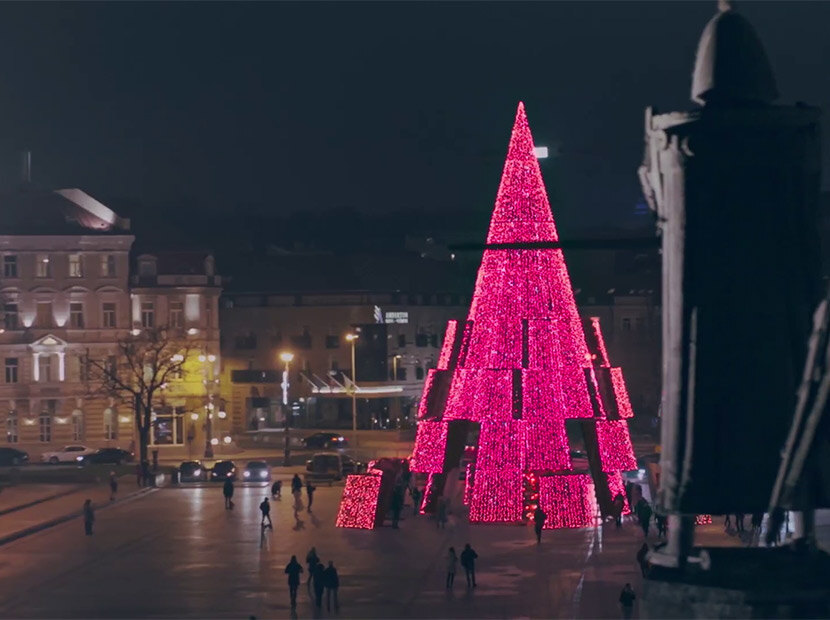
[
  {"xmin": 306, "ymin": 547, "xmax": 320, "ymax": 593},
  {"xmin": 109, "ymin": 471, "xmax": 118, "ymax": 501},
  {"xmin": 83, "ymin": 499, "xmax": 94, "ymax": 536},
  {"xmin": 410, "ymin": 486, "xmax": 421, "ymax": 515},
  {"xmin": 135, "ymin": 462, "xmax": 143, "ymax": 487},
  {"xmin": 271, "ymin": 479, "xmax": 282, "ymax": 500},
  {"xmin": 460, "ymin": 543, "xmax": 478, "ymax": 588},
  {"xmin": 223, "ymin": 477, "xmax": 235, "ymax": 510},
  {"xmin": 284, "ymin": 555, "xmax": 303, "ymax": 609},
  {"xmin": 751, "ymin": 512, "xmax": 763, "ymax": 531},
  {"xmin": 306, "ymin": 482, "xmax": 316, "ymax": 512},
  {"xmin": 291, "ymin": 473, "xmax": 303, "ymax": 495},
  {"xmin": 636, "ymin": 543, "xmax": 649, "ymax": 577},
  {"xmin": 534, "ymin": 506, "xmax": 547, "ymax": 543},
  {"xmin": 724, "ymin": 514, "xmax": 732, "ymax": 529},
  {"xmin": 323, "ymin": 560, "xmax": 340, "ymax": 612},
  {"xmin": 638, "ymin": 499, "xmax": 652, "ymax": 537},
  {"xmin": 619, "ymin": 583, "xmax": 636, "ymax": 619},
  {"xmin": 656, "ymin": 513, "xmax": 667, "ymax": 539},
  {"xmin": 312, "ymin": 562, "xmax": 326, "ymax": 608},
  {"xmin": 735, "ymin": 513, "xmax": 745, "ymax": 533},
  {"xmin": 391, "ymin": 488, "xmax": 403, "ymax": 529},
  {"xmin": 436, "ymin": 497, "xmax": 448, "ymax": 529},
  {"xmin": 260, "ymin": 497, "xmax": 273, "ymax": 529},
  {"xmin": 613, "ymin": 494, "xmax": 625, "ymax": 528},
  {"xmin": 446, "ymin": 547, "xmax": 458, "ymax": 590}
]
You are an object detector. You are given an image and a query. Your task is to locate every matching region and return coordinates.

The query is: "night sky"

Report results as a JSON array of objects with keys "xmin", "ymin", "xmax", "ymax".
[{"xmin": 0, "ymin": 1, "xmax": 827, "ymax": 233}]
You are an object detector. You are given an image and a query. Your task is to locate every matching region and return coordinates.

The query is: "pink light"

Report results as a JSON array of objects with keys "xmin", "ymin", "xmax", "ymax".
[
  {"xmin": 538, "ymin": 475, "xmax": 599, "ymax": 529},
  {"xmin": 595, "ymin": 420, "xmax": 637, "ymax": 472},
  {"xmin": 606, "ymin": 471, "xmax": 631, "ymax": 515},
  {"xmin": 409, "ymin": 420, "xmax": 447, "ymax": 473},
  {"xmin": 437, "ymin": 320, "xmax": 457, "ymax": 370},
  {"xmin": 610, "ymin": 367, "xmax": 634, "ymax": 419},
  {"xmin": 336, "ymin": 474, "xmax": 382, "ymax": 529},
  {"xmin": 590, "ymin": 316, "xmax": 612, "ymax": 367},
  {"xmin": 416, "ymin": 369, "xmax": 438, "ymax": 419}
]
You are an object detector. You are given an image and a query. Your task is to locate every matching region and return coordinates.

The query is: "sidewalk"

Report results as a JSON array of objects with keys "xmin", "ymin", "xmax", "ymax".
[
  {"xmin": 0, "ymin": 484, "xmax": 83, "ymax": 515},
  {"xmin": 0, "ymin": 475, "xmax": 154, "ymax": 545}
]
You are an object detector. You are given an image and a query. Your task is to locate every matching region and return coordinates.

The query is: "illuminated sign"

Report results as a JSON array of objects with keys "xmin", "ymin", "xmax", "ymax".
[{"xmin": 385, "ymin": 311, "xmax": 409, "ymax": 324}]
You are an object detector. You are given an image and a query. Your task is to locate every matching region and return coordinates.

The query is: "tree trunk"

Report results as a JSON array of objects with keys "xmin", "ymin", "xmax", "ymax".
[{"xmin": 135, "ymin": 395, "xmax": 149, "ymax": 465}]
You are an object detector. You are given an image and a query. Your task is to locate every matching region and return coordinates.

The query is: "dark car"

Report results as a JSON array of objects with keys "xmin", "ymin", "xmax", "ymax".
[
  {"xmin": 302, "ymin": 432, "xmax": 348, "ymax": 449},
  {"xmin": 306, "ymin": 452, "xmax": 364, "ymax": 480},
  {"xmin": 242, "ymin": 460, "xmax": 271, "ymax": 482},
  {"xmin": 0, "ymin": 447, "xmax": 29, "ymax": 466},
  {"xmin": 210, "ymin": 460, "xmax": 237, "ymax": 481},
  {"xmin": 178, "ymin": 461, "xmax": 205, "ymax": 482},
  {"xmin": 78, "ymin": 448, "xmax": 133, "ymax": 465}
]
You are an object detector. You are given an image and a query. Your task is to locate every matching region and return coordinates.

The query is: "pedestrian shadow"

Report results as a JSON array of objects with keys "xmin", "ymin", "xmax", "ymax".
[
  {"xmin": 293, "ymin": 517, "xmax": 306, "ymax": 531},
  {"xmin": 310, "ymin": 513, "xmax": 322, "ymax": 528}
]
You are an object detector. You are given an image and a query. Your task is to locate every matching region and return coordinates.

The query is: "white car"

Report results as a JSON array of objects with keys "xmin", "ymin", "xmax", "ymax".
[{"xmin": 41, "ymin": 445, "xmax": 95, "ymax": 464}]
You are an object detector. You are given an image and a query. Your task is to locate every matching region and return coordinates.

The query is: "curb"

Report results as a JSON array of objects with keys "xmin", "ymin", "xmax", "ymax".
[
  {"xmin": 0, "ymin": 486, "xmax": 158, "ymax": 547},
  {"xmin": 0, "ymin": 485, "xmax": 86, "ymax": 518}
]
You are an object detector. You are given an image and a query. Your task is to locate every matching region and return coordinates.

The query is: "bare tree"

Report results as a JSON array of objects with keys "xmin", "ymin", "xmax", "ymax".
[{"xmin": 85, "ymin": 328, "xmax": 192, "ymax": 465}]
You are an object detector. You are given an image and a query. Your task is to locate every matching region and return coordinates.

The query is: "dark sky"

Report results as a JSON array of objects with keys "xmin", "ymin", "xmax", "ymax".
[{"xmin": 0, "ymin": 1, "xmax": 827, "ymax": 232}]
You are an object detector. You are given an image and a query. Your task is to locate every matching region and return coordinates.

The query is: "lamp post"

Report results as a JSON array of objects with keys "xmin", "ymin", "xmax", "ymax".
[
  {"xmin": 392, "ymin": 354, "xmax": 402, "ymax": 381},
  {"xmin": 345, "ymin": 333, "xmax": 359, "ymax": 444},
  {"xmin": 280, "ymin": 351, "xmax": 294, "ymax": 467},
  {"xmin": 198, "ymin": 352, "xmax": 217, "ymax": 458}
]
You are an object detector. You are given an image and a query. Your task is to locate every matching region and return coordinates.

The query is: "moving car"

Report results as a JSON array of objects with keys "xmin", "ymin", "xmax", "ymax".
[
  {"xmin": 301, "ymin": 432, "xmax": 347, "ymax": 449},
  {"xmin": 0, "ymin": 447, "xmax": 29, "ymax": 466},
  {"xmin": 178, "ymin": 461, "xmax": 205, "ymax": 482},
  {"xmin": 41, "ymin": 445, "xmax": 95, "ymax": 464},
  {"xmin": 210, "ymin": 460, "xmax": 237, "ymax": 481},
  {"xmin": 306, "ymin": 452, "xmax": 364, "ymax": 480},
  {"xmin": 77, "ymin": 448, "xmax": 134, "ymax": 465},
  {"xmin": 243, "ymin": 460, "xmax": 271, "ymax": 482}
]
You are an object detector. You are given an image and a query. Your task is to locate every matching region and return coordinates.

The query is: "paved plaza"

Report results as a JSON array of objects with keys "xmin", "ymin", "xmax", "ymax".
[{"xmin": 0, "ymin": 482, "xmax": 665, "ymax": 619}]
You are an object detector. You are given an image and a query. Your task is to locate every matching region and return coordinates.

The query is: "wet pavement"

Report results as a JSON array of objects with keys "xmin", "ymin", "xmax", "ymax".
[{"xmin": 0, "ymin": 482, "xmax": 676, "ymax": 619}]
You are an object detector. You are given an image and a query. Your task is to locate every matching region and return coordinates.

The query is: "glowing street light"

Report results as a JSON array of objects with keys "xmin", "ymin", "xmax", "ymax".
[
  {"xmin": 279, "ymin": 351, "xmax": 295, "ymax": 466},
  {"xmin": 392, "ymin": 354, "xmax": 402, "ymax": 381}
]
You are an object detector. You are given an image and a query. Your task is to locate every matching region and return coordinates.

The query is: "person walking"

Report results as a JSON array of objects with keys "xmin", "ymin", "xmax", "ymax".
[
  {"xmin": 410, "ymin": 486, "xmax": 421, "ymax": 515},
  {"xmin": 391, "ymin": 489, "xmax": 403, "ymax": 529},
  {"xmin": 460, "ymin": 543, "xmax": 478, "ymax": 588},
  {"xmin": 724, "ymin": 514, "xmax": 732, "ymax": 529},
  {"xmin": 223, "ymin": 478, "xmax": 235, "ymax": 510},
  {"xmin": 109, "ymin": 471, "xmax": 118, "ymax": 501},
  {"xmin": 306, "ymin": 482, "xmax": 316, "ymax": 512},
  {"xmin": 291, "ymin": 474, "xmax": 303, "ymax": 495},
  {"xmin": 636, "ymin": 543, "xmax": 649, "ymax": 577},
  {"xmin": 323, "ymin": 560, "xmax": 340, "ymax": 612},
  {"xmin": 436, "ymin": 497, "xmax": 448, "ymax": 529},
  {"xmin": 271, "ymin": 479, "xmax": 282, "ymax": 500},
  {"xmin": 312, "ymin": 562, "xmax": 326, "ymax": 608},
  {"xmin": 83, "ymin": 499, "xmax": 95, "ymax": 536},
  {"xmin": 534, "ymin": 506, "xmax": 547, "ymax": 543},
  {"xmin": 306, "ymin": 547, "xmax": 320, "ymax": 593},
  {"xmin": 735, "ymin": 513, "xmax": 745, "ymax": 533},
  {"xmin": 638, "ymin": 500, "xmax": 652, "ymax": 537},
  {"xmin": 284, "ymin": 555, "xmax": 303, "ymax": 609},
  {"xmin": 613, "ymin": 494, "xmax": 625, "ymax": 528},
  {"xmin": 260, "ymin": 497, "xmax": 273, "ymax": 529},
  {"xmin": 655, "ymin": 513, "xmax": 668, "ymax": 539},
  {"xmin": 619, "ymin": 583, "xmax": 636, "ymax": 619},
  {"xmin": 446, "ymin": 547, "xmax": 458, "ymax": 590}
]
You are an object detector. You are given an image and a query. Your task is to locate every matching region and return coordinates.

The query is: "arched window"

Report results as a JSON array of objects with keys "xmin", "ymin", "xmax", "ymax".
[
  {"xmin": 104, "ymin": 407, "xmax": 117, "ymax": 440},
  {"xmin": 72, "ymin": 409, "xmax": 84, "ymax": 441}
]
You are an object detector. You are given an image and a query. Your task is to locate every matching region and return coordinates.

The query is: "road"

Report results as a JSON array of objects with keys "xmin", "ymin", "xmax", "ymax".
[{"xmin": 0, "ymin": 482, "xmax": 660, "ymax": 619}]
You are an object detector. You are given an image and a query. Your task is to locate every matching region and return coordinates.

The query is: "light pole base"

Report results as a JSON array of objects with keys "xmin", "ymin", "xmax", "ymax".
[{"xmin": 204, "ymin": 444, "xmax": 214, "ymax": 459}]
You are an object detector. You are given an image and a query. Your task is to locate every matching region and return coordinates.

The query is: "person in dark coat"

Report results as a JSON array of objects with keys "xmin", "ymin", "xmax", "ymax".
[
  {"xmin": 735, "ymin": 513, "xmax": 745, "ymax": 533},
  {"xmin": 655, "ymin": 513, "xmax": 668, "ymax": 539},
  {"xmin": 306, "ymin": 482, "xmax": 316, "ymax": 512},
  {"xmin": 306, "ymin": 547, "xmax": 320, "ymax": 593},
  {"xmin": 636, "ymin": 543, "xmax": 649, "ymax": 577},
  {"xmin": 613, "ymin": 494, "xmax": 625, "ymax": 528},
  {"xmin": 259, "ymin": 497, "xmax": 273, "ymax": 528},
  {"xmin": 109, "ymin": 471, "xmax": 118, "ymax": 501},
  {"xmin": 534, "ymin": 507, "xmax": 547, "ymax": 543},
  {"xmin": 284, "ymin": 556, "xmax": 303, "ymax": 609},
  {"xmin": 271, "ymin": 479, "xmax": 282, "ymax": 499},
  {"xmin": 619, "ymin": 583, "xmax": 636, "ymax": 619},
  {"xmin": 323, "ymin": 561, "xmax": 339, "ymax": 612},
  {"xmin": 391, "ymin": 489, "xmax": 404, "ymax": 529},
  {"xmin": 223, "ymin": 478, "xmax": 234, "ymax": 509},
  {"xmin": 410, "ymin": 486, "xmax": 421, "ymax": 515},
  {"xmin": 291, "ymin": 474, "xmax": 303, "ymax": 495},
  {"xmin": 636, "ymin": 498, "xmax": 652, "ymax": 536},
  {"xmin": 83, "ymin": 499, "xmax": 94, "ymax": 535},
  {"xmin": 446, "ymin": 547, "xmax": 458, "ymax": 589},
  {"xmin": 460, "ymin": 543, "xmax": 478, "ymax": 588},
  {"xmin": 312, "ymin": 562, "xmax": 326, "ymax": 608}
]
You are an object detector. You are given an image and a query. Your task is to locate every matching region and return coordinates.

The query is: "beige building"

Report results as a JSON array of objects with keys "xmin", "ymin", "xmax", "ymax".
[{"xmin": 0, "ymin": 189, "xmax": 135, "ymax": 455}]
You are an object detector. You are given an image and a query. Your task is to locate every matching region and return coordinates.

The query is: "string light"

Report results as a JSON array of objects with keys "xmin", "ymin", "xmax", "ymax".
[
  {"xmin": 595, "ymin": 420, "xmax": 637, "ymax": 472},
  {"xmin": 539, "ymin": 475, "xmax": 599, "ymax": 529},
  {"xmin": 607, "ymin": 471, "xmax": 631, "ymax": 515},
  {"xmin": 609, "ymin": 368, "xmax": 634, "ymax": 419},
  {"xmin": 437, "ymin": 320, "xmax": 458, "ymax": 369},
  {"xmin": 335, "ymin": 473, "xmax": 382, "ymax": 529},
  {"xmin": 695, "ymin": 514, "xmax": 713, "ymax": 525},
  {"xmin": 410, "ymin": 420, "xmax": 447, "ymax": 473}
]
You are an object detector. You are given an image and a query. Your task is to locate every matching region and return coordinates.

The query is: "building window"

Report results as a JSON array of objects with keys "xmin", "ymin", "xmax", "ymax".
[
  {"xmin": 38, "ymin": 355, "xmax": 53, "ymax": 383},
  {"xmin": 325, "ymin": 335, "xmax": 339, "ymax": 349},
  {"xmin": 39, "ymin": 401, "xmax": 56, "ymax": 442},
  {"xmin": 68, "ymin": 254, "xmax": 83, "ymax": 278},
  {"xmin": 415, "ymin": 334, "xmax": 429, "ymax": 347},
  {"xmin": 6, "ymin": 411, "xmax": 18, "ymax": 444},
  {"xmin": 3, "ymin": 255, "xmax": 17, "ymax": 278},
  {"xmin": 106, "ymin": 355, "xmax": 117, "ymax": 376},
  {"xmin": 35, "ymin": 302, "xmax": 53, "ymax": 328},
  {"xmin": 235, "ymin": 332, "xmax": 257, "ymax": 350},
  {"xmin": 415, "ymin": 366, "xmax": 425, "ymax": 380},
  {"xmin": 430, "ymin": 334, "xmax": 439, "ymax": 348},
  {"xmin": 635, "ymin": 317, "xmax": 646, "ymax": 332},
  {"xmin": 103, "ymin": 408, "xmax": 117, "ymax": 440},
  {"xmin": 398, "ymin": 334, "xmax": 406, "ymax": 348},
  {"xmin": 3, "ymin": 303, "xmax": 18, "ymax": 330},
  {"xmin": 69, "ymin": 302, "xmax": 84, "ymax": 328},
  {"xmin": 622, "ymin": 318, "xmax": 632, "ymax": 332},
  {"xmin": 36, "ymin": 254, "xmax": 51, "ymax": 278},
  {"xmin": 398, "ymin": 367, "xmax": 407, "ymax": 381},
  {"xmin": 102, "ymin": 302, "xmax": 117, "ymax": 328},
  {"xmin": 72, "ymin": 411, "xmax": 84, "ymax": 441},
  {"xmin": 79, "ymin": 355, "xmax": 90, "ymax": 382},
  {"xmin": 4, "ymin": 358, "xmax": 18, "ymax": 384},
  {"xmin": 141, "ymin": 301, "xmax": 155, "ymax": 328},
  {"xmin": 331, "ymin": 359, "xmax": 339, "ymax": 371},
  {"xmin": 138, "ymin": 258, "xmax": 156, "ymax": 277},
  {"xmin": 151, "ymin": 407, "xmax": 184, "ymax": 445},
  {"xmin": 169, "ymin": 300, "xmax": 184, "ymax": 329},
  {"xmin": 100, "ymin": 254, "xmax": 116, "ymax": 277}
]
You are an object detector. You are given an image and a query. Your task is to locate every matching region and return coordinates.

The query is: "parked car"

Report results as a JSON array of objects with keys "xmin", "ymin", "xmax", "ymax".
[
  {"xmin": 178, "ymin": 461, "xmax": 205, "ymax": 482},
  {"xmin": 0, "ymin": 447, "xmax": 29, "ymax": 466},
  {"xmin": 302, "ymin": 432, "xmax": 347, "ymax": 449},
  {"xmin": 41, "ymin": 445, "xmax": 95, "ymax": 464},
  {"xmin": 77, "ymin": 448, "xmax": 134, "ymax": 466},
  {"xmin": 305, "ymin": 452, "xmax": 364, "ymax": 480},
  {"xmin": 210, "ymin": 460, "xmax": 237, "ymax": 481},
  {"xmin": 242, "ymin": 460, "xmax": 271, "ymax": 482}
]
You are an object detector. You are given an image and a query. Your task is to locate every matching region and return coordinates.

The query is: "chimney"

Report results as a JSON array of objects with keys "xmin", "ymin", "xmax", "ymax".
[{"xmin": 20, "ymin": 150, "xmax": 31, "ymax": 185}]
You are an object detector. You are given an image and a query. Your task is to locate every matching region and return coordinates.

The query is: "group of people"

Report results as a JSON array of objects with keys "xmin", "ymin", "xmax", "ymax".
[
  {"xmin": 445, "ymin": 543, "xmax": 478, "ymax": 590},
  {"xmin": 284, "ymin": 547, "xmax": 340, "ymax": 611},
  {"xmin": 221, "ymin": 473, "xmax": 316, "ymax": 516}
]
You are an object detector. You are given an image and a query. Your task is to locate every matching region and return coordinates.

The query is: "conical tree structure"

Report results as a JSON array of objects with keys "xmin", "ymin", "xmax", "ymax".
[{"xmin": 408, "ymin": 103, "xmax": 637, "ymax": 526}]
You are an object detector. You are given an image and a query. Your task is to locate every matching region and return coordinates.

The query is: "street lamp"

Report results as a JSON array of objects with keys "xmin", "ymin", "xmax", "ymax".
[
  {"xmin": 345, "ymin": 333, "xmax": 359, "ymax": 443},
  {"xmin": 279, "ymin": 351, "xmax": 294, "ymax": 467},
  {"xmin": 201, "ymin": 351, "xmax": 216, "ymax": 459},
  {"xmin": 392, "ymin": 354, "xmax": 402, "ymax": 381}
]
